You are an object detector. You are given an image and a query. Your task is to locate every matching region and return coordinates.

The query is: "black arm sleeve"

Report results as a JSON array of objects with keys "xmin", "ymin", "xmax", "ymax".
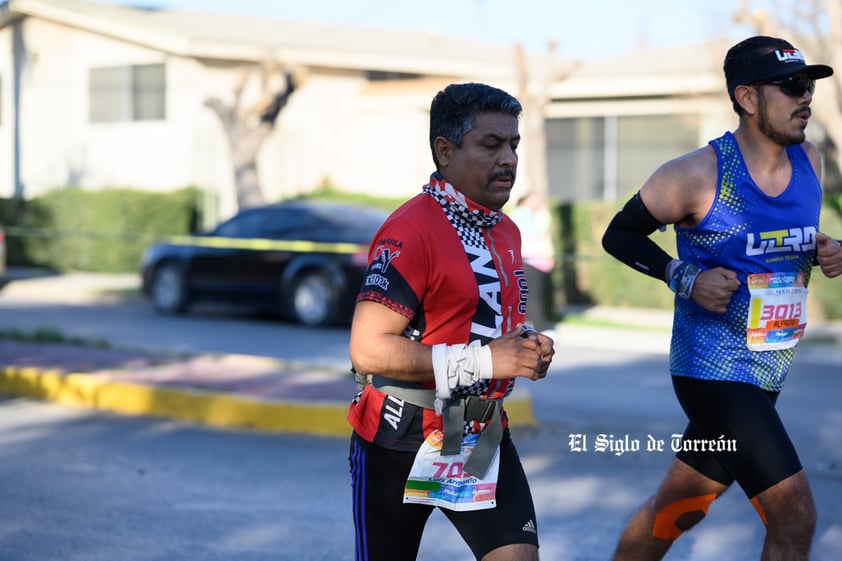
[{"xmin": 601, "ymin": 192, "xmax": 674, "ymax": 283}]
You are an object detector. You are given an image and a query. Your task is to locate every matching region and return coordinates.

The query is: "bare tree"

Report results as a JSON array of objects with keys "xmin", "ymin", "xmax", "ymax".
[
  {"xmin": 513, "ymin": 41, "xmax": 577, "ymax": 201},
  {"xmin": 734, "ymin": 0, "xmax": 842, "ymax": 161},
  {"xmin": 204, "ymin": 58, "xmax": 297, "ymax": 210},
  {"xmin": 513, "ymin": 44, "xmax": 586, "ymax": 308}
]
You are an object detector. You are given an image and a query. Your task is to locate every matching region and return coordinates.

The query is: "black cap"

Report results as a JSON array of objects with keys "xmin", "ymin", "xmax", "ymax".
[{"xmin": 726, "ymin": 46, "xmax": 833, "ymax": 98}]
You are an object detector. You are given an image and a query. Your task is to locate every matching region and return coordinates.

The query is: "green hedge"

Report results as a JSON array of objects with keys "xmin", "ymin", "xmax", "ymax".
[
  {"xmin": 2, "ymin": 187, "xmax": 840, "ymax": 319},
  {"xmin": 550, "ymin": 197, "xmax": 842, "ymax": 320},
  {"xmin": 0, "ymin": 187, "xmax": 201, "ymax": 273},
  {"xmin": 809, "ymin": 195, "xmax": 842, "ymax": 320},
  {"xmin": 551, "ymin": 200, "xmax": 677, "ymax": 311}
]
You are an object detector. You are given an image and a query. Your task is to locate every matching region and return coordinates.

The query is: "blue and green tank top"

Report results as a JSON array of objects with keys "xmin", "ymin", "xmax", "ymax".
[{"xmin": 670, "ymin": 131, "xmax": 821, "ymax": 391}]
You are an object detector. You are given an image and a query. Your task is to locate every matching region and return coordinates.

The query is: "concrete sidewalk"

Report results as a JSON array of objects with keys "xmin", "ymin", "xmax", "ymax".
[
  {"xmin": 4, "ymin": 320, "xmax": 840, "ymax": 437},
  {"xmin": 0, "ymin": 269, "xmax": 540, "ymax": 435},
  {"xmin": 0, "ymin": 339, "xmax": 536, "ymax": 436},
  {"xmin": 2, "ymin": 269, "xmax": 841, "ymax": 436}
]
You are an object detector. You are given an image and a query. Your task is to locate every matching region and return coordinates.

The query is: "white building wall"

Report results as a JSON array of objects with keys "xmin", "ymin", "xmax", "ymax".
[
  {"xmin": 341, "ymin": 86, "xmax": 436, "ymax": 198},
  {"xmin": 4, "ymin": 25, "xmax": 445, "ymax": 208},
  {"xmin": 15, "ymin": 18, "xmax": 177, "ymax": 196},
  {"xmin": 2, "ymin": 9, "xmax": 749, "ymax": 222},
  {"xmin": 262, "ymin": 72, "xmax": 436, "ymax": 204},
  {"xmin": 250, "ymin": 70, "xmax": 364, "ymax": 203},
  {"xmin": 19, "ymin": 18, "xmax": 93, "ymax": 193},
  {"xmin": 171, "ymin": 57, "xmax": 236, "ymax": 223},
  {"xmin": 8, "ymin": 13, "xmax": 453, "ymax": 221},
  {"xmin": 0, "ymin": 25, "xmax": 13, "ymax": 198}
]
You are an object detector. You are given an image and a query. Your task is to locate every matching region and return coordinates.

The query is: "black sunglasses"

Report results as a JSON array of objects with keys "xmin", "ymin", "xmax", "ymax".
[{"xmin": 753, "ymin": 75, "xmax": 816, "ymax": 98}]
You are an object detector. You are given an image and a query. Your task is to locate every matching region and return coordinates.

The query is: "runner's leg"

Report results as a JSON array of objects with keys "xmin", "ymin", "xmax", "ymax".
[
  {"xmin": 610, "ymin": 458, "xmax": 729, "ymax": 561},
  {"xmin": 349, "ymin": 433, "xmax": 434, "ymax": 561},
  {"xmin": 444, "ymin": 432, "xmax": 539, "ymax": 561},
  {"xmin": 754, "ymin": 471, "xmax": 816, "ymax": 561},
  {"xmin": 673, "ymin": 377, "xmax": 815, "ymax": 560}
]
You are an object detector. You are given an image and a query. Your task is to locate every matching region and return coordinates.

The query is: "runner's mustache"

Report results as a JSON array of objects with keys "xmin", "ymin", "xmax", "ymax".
[{"xmin": 489, "ymin": 169, "xmax": 516, "ymax": 181}]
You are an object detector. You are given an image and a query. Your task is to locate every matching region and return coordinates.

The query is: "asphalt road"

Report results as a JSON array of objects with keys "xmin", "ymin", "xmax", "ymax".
[
  {"xmin": 0, "ymin": 282, "xmax": 352, "ymax": 368},
  {"xmin": 2, "ymin": 348, "xmax": 841, "ymax": 561},
  {"xmin": 1, "ymin": 272, "xmax": 841, "ymax": 560}
]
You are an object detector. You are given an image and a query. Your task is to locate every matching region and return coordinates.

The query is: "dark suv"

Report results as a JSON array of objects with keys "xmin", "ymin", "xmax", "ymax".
[{"xmin": 140, "ymin": 200, "xmax": 388, "ymax": 326}]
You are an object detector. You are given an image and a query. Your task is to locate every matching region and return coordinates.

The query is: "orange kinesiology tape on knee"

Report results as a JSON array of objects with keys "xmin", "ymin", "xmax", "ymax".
[
  {"xmin": 750, "ymin": 497, "xmax": 768, "ymax": 525},
  {"xmin": 652, "ymin": 493, "xmax": 717, "ymax": 540}
]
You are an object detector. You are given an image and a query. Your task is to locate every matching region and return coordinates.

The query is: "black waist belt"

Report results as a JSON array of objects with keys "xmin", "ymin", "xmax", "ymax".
[{"xmin": 371, "ymin": 375, "xmax": 503, "ymax": 478}]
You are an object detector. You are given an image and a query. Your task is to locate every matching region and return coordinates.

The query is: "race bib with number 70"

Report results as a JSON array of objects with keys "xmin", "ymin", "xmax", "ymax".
[{"xmin": 403, "ymin": 429, "xmax": 499, "ymax": 512}]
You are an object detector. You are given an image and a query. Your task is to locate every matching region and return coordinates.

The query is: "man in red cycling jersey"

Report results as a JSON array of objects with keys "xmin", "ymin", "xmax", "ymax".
[{"xmin": 348, "ymin": 82, "xmax": 555, "ymax": 561}]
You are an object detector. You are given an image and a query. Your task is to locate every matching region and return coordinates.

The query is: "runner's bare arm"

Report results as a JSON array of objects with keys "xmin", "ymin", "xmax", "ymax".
[
  {"xmin": 349, "ymin": 301, "xmax": 551, "ymax": 383},
  {"xmin": 349, "ymin": 300, "xmax": 433, "ymax": 382},
  {"xmin": 627, "ymin": 147, "xmax": 740, "ymax": 313},
  {"xmin": 640, "ymin": 151, "xmax": 740, "ymax": 314},
  {"xmin": 638, "ymin": 146, "xmax": 717, "ymax": 228}
]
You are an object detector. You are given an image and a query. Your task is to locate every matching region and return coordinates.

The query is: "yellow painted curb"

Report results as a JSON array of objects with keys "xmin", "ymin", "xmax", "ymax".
[{"xmin": 0, "ymin": 366, "xmax": 536, "ymax": 435}]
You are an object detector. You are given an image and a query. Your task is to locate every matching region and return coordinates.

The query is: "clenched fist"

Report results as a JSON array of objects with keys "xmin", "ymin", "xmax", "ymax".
[
  {"xmin": 690, "ymin": 267, "xmax": 741, "ymax": 314},
  {"xmin": 488, "ymin": 325, "xmax": 555, "ymax": 380},
  {"xmin": 816, "ymin": 232, "xmax": 842, "ymax": 278}
]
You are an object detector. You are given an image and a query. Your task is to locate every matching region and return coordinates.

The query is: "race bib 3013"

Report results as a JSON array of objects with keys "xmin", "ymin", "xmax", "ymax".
[{"xmin": 746, "ymin": 272, "xmax": 808, "ymax": 351}]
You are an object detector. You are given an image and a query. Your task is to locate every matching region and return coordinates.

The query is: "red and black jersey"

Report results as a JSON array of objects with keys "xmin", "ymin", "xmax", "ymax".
[{"xmin": 347, "ymin": 176, "xmax": 529, "ymax": 452}]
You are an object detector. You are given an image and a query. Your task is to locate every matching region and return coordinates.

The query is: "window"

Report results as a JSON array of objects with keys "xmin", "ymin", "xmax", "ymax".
[
  {"xmin": 546, "ymin": 114, "xmax": 700, "ymax": 201},
  {"xmin": 89, "ymin": 63, "xmax": 165, "ymax": 122},
  {"xmin": 215, "ymin": 209, "xmax": 273, "ymax": 239},
  {"xmin": 616, "ymin": 115, "xmax": 700, "ymax": 198},
  {"xmin": 546, "ymin": 117, "xmax": 605, "ymax": 201},
  {"xmin": 262, "ymin": 208, "xmax": 318, "ymax": 240},
  {"xmin": 366, "ymin": 70, "xmax": 422, "ymax": 82}
]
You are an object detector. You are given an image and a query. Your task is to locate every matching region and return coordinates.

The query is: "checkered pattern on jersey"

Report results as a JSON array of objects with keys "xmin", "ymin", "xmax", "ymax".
[
  {"xmin": 423, "ymin": 174, "xmax": 514, "ymax": 405},
  {"xmin": 424, "ymin": 174, "xmax": 502, "ymax": 233}
]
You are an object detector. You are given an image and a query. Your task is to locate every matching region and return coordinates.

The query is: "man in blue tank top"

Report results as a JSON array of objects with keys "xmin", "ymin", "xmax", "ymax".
[{"xmin": 602, "ymin": 36, "xmax": 842, "ymax": 561}]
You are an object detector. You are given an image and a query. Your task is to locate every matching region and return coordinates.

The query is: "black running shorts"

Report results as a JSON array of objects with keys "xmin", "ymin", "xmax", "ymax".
[
  {"xmin": 672, "ymin": 376, "xmax": 803, "ymax": 498},
  {"xmin": 349, "ymin": 430, "xmax": 539, "ymax": 561}
]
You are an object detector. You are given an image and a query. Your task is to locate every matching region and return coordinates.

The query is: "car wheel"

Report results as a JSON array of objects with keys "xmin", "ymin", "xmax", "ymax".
[
  {"xmin": 290, "ymin": 270, "xmax": 337, "ymax": 326},
  {"xmin": 150, "ymin": 262, "xmax": 189, "ymax": 314}
]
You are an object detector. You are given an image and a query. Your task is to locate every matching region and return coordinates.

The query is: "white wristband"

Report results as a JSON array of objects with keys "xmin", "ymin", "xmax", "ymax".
[
  {"xmin": 431, "ymin": 341, "xmax": 494, "ymax": 403},
  {"xmin": 464, "ymin": 340, "xmax": 494, "ymax": 385},
  {"xmin": 432, "ymin": 343, "xmax": 451, "ymax": 402}
]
